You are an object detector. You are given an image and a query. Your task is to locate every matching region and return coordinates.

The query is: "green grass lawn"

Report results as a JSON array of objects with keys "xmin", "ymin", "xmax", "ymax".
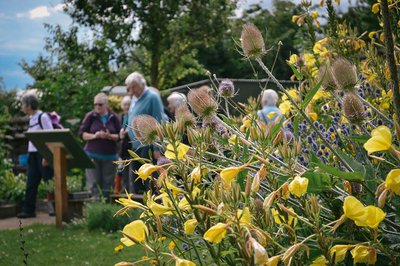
[{"xmin": 0, "ymin": 223, "xmax": 145, "ymax": 265}]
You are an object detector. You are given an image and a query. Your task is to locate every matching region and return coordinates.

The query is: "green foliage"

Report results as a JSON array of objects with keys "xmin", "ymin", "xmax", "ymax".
[
  {"xmin": 0, "ymin": 170, "xmax": 26, "ymax": 204},
  {"xmin": 86, "ymin": 203, "xmax": 139, "ymax": 232}
]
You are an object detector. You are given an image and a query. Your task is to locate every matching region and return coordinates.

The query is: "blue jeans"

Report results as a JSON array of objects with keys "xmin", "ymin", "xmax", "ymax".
[{"xmin": 23, "ymin": 152, "xmax": 53, "ymax": 213}]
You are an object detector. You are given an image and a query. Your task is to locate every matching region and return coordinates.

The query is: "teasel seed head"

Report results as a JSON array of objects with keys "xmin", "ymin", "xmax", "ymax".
[
  {"xmin": 342, "ymin": 92, "xmax": 365, "ymax": 124},
  {"xmin": 218, "ymin": 79, "xmax": 235, "ymax": 98},
  {"xmin": 240, "ymin": 23, "xmax": 265, "ymax": 58},
  {"xmin": 175, "ymin": 104, "xmax": 195, "ymax": 128},
  {"xmin": 318, "ymin": 63, "xmax": 337, "ymax": 91},
  {"xmin": 332, "ymin": 58, "xmax": 358, "ymax": 92},
  {"xmin": 131, "ymin": 114, "xmax": 162, "ymax": 145},
  {"xmin": 188, "ymin": 86, "xmax": 218, "ymax": 118}
]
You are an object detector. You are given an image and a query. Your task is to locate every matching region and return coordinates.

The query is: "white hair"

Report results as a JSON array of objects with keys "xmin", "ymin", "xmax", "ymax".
[
  {"xmin": 120, "ymin": 95, "xmax": 132, "ymax": 108},
  {"xmin": 261, "ymin": 89, "xmax": 279, "ymax": 106},
  {"xmin": 167, "ymin": 92, "xmax": 187, "ymax": 108},
  {"xmin": 125, "ymin": 71, "xmax": 146, "ymax": 88},
  {"xmin": 94, "ymin": 92, "xmax": 108, "ymax": 104}
]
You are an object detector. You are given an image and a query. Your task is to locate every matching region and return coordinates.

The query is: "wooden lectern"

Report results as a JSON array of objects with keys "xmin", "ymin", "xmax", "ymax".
[{"xmin": 25, "ymin": 129, "xmax": 94, "ymax": 227}]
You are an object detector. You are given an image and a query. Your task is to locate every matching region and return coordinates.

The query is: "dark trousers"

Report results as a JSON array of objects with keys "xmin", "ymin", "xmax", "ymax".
[
  {"xmin": 23, "ymin": 152, "xmax": 53, "ymax": 213},
  {"xmin": 131, "ymin": 146, "xmax": 157, "ymax": 194}
]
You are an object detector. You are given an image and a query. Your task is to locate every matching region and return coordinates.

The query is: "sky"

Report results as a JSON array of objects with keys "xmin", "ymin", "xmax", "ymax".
[{"xmin": 0, "ymin": 0, "xmax": 353, "ymax": 90}]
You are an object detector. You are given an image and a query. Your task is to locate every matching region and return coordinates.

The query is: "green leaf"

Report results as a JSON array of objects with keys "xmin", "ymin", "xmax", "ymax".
[
  {"xmin": 293, "ymin": 115, "xmax": 300, "ymax": 137},
  {"xmin": 345, "ymin": 135, "xmax": 369, "ymax": 144},
  {"xmin": 301, "ymin": 78, "xmax": 323, "ymax": 109},
  {"xmin": 335, "ymin": 149, "xmax": 367, "ymax": 177},
  {"xmin": 288, "ymin": 63, "xmax": 303, "ymax": 80},
  {"xmin": 127, "ymin": 150, "xmax": 150, "ymax": 164},
  {"xmin": 302, "ymin": 171, "xmax": 332, "ymax": 193},
  {"xmin": 310, "ymin": 153, "xmax": 365, "ymax": 182}
]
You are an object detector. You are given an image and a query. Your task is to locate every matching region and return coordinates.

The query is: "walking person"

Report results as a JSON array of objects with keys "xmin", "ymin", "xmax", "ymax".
[
  {"xmin": 17, "ymin": 94, "xmax": 54, "ymax": 218},
  {"xmin": 79, "ymin": 93, "xmax": 121, "ymax": 201}
]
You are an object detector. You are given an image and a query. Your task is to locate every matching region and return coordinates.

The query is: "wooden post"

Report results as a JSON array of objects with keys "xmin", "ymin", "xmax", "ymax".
[{"xmin": 51, "ymin": 144, "xmax": 68, "ymax": 227}]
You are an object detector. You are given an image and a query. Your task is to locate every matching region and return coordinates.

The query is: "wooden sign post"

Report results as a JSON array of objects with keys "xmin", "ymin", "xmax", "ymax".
[{"xmin": 25, "ymin": 129, "xmax": 94, "ymax": 227}]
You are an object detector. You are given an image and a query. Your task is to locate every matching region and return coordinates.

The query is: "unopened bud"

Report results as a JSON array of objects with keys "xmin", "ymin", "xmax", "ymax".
[
  {"xmin": 263, "ymin": 191, "xmax": 278, "ymax": 210},
  {"xmin": 193, "ymin": 205, "xmax": 217, "ymax": 215},
  {"xmin": 343, "ymin": 180, "xmax": 352, "ymax": 194},
  {"xmin": 245, "ymin": 175, "xmax": 252, "ymax": 197},
  {"xmin": 378, "ymin": 189, "xmax": 388, "ymax": 208},
  {"xmin": 251, "ymin": 173, "xmax": 261, "ymax": 194}
]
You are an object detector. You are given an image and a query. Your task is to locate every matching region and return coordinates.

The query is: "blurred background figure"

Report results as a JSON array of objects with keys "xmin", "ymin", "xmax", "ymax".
[
  {"xmin": 79, "ymin": 92, "xmax": 121, "ymax": 201},
  {"xmin": 118, "ymin": 95, "xmax": 133, "ymax": 193},
  {"xmin": 257, "ymin": 89, "xmax": 284, "ymax": 124},
  {"xmin": 167, "ymin": 92, "xmax": 187, "ymax": 120}
]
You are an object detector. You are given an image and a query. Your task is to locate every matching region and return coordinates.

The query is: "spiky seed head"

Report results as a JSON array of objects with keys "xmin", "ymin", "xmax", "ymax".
[
  {"xmin": 202, "ymin": 116, "xmax": 227, "ymax": 136},
  {"xmin": 241, "ymin": 23, "xmax": 265, "ymax": 58},
  {"xmin": 318, "ymin": 63, "xmax": 336, "ymax": 91},
  {"xmin": 218, "ymin": 79, "xmax": 235, "ymax": 98},
  {"xmin": 332, "ymin": 58, "xmax": 358, "ymax": 92},
  {"xmin": 187, "ymin": 86, "xmax": 218, "ymax": 118},
  {"xmin": 175, "ymin": 104, "xmax": 195, "ymax": 128},
  {"xmin": 131, "ymin": 115, "xmax": 161, "ymax": 144},
  {"xmin": 342, "ymin": 93, "xmax": 365, "ymax": 124}
]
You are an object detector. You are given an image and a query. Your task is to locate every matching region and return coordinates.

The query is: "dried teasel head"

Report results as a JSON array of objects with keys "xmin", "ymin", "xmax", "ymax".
[
  {"xmin": 175, "ymin": 104, "xmax": 195, "ymax": 128},
  {"xmin": 131, "ymin": 115, "xmax": 162, "ymax": 145},
  {"xmin": 218, "ymin": 79, "xmax": 235, "ymax": 98},
  {"xmin": 241, "ymin": 23, "xmax": 265, "ymax": 58},
  {"xmin": 202, "ymin": 116, "xmax": 227, "ymax": 136},
  {"xmin": 331, "ymin": 58, "xmax": 358, "ymax": 92},
  {"xmin": 188, "ymin": 86, "xmax": 218, "ymax": 118},
  {"xmin": 318, "ymin": 62, "xmax": 336, "ymax": 91},
  {"xmin": 342, "ymin": 92, "xmax": 365, "ymax": 124}
]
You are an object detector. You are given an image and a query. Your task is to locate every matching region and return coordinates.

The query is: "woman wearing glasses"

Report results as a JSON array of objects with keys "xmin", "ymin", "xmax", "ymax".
[{"xmin": 79, "ymin": 93, "xmax": 121, "ymax": 201}]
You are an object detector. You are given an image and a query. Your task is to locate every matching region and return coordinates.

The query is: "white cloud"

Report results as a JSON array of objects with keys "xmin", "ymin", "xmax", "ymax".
[{"xmin": 16, "ymin": 4, "xmax": 66, "ymax": 20}]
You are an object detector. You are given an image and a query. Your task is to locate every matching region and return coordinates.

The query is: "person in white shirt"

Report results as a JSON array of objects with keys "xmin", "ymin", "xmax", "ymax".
[{"xmin": 17, "ymin": 94, "xmax": 54, "ymax": 219}]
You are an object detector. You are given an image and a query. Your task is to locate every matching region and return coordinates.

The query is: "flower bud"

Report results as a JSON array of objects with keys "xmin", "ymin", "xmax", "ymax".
[
  {"xmin": 378, "ymin": 189, "xmax": 388, "ymax": 208},
  {"xmin": 342, "ymin": 93, "xmax": 365, "ymax": 124},
  {"xmin": 240, "ymin": 23, "xmax": 265, "ymax": 58},
  {"xmin": 332, "ymin": 58, "xmax": 358, "ymax": 92}
]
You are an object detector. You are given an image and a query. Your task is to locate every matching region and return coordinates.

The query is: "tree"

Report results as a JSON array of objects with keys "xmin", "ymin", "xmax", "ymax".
[{"xmin": 64, "ymin": 0, "xmax": 238, "ymax": 88}]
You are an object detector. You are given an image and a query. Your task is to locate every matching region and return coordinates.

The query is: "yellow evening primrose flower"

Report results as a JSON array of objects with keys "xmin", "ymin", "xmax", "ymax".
[
  {"xmin": 189, "ymin": 167, "xmax": 201, "ymax": 184},
  {"xmin": 120, "ymin": 220, "xmax": 149, "ymax": 247},
  {"xmin": 372, "ymin": 3, "xmax": 380, "ymax": 13},
  {"xmin": 350, "ymin": 245, "xmax": 371, "ymax": 264},
  {"xmin": 237, "ymin": 207, "xmax": 252, "ymax": 226},
  {"xmin": 115, "ymin": 190, "xmax": 146, "ymax": 210},
  {"xmin": 308, "ymin": 112, "xmax": 318, "ymax": 121},
  {"xmin": 168, "ymin": 241, "xmax": 176, "ymax": 250},
  {"xmin": 165, "ymin": 142, "xmax": 190, "ymax": 160},
  {"xmin": 288, "ymin": 54, "xmax": 299, "ymax": 65},
  {"xmin": 265, "ymin": 255, "xmax": 280, "ymax": 266},
  {"xmin": 343, "ymin": 196, "xmax": 367, "ymax": 223},
  {"xmin": 311, "ymin": 11, "xmax": 319, "ymax": 19},
  {"xmin": 288, "ymin": 175, "xmax": 309, "ymax": 198},
  {"xmin": 178, "ymin": 197, "xmax": 191, "ymax": 211},
  {"xmin": 303, "ymin": 53, "xmax": 316, "ymax": 68},
  {"xmin": 114, "ymin": 244, "xmax": 124, "ymax": 252},
  {"xmin": 279, "ymin": 100, "xmax": 292, "ymax": 115},
  {"xmin": 148, "ymin": 197, "xmax": 173, "ymax": 216},
  {"xmin": 165, "ymin": 178, "xmax": 183, "ymax": 196},
  {"xmin": 330, "ymin": 245, "xmax": 353, "ymax": 263},
  {"xmin": 175, "ymin": 257, "xmax": 196, "ymax": 266},
  {"xmin": 364, "ymin": 125, "xmax": 392, "ymax": 154},
  {"xmin": 203, "ymin": 223, "xmax": 229, "ymax": 243},
  {"xmin": 385, "ymin": 169, "xmax": 400, "ymax": 195},
  {"xmin": 310, "ymin": 255, "xmax": 328, "ymax": 266},
  {"xmin": 362, "ymin": 205, "xmax": 386, "ymax": 229},
  {"xmin": 184, "ymin": 219, "xmax": 198, "ymax": 235},
  {"xmin": 271, "ymin": 208, "xmax": 297, "ymax": 227},
  {"xmin": 220, "ymin": 166, "xmax": 245, "ymax": 187},
  {"xmin": 136, "ymin": 164, "xmax": 161, "ymax": 181}
]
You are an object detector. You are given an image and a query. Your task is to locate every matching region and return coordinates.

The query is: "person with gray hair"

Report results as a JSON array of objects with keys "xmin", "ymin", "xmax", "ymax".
[
  {"xmin": 167, "ymin": 92, "xmax": 187, "ymax": 118},
  {"xmin": 18, "ymin": 93, "xmax": 54, "ymax": 218},
  {"xmin": 257, "ymin": 89, "xmax": 284, "ymax": 124},
  {"xmin": 125, "ymin": 71, "xmax": 165, "ymax": 194}
]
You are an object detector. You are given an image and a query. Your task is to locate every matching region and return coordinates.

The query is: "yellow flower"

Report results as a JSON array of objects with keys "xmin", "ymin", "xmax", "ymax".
[
  {"xmin": 184, "ymin": 219, "xmax": 198, "ymax": 235},
  {"xmin": 308, "ymin": 112, "xmax": 318, "ymax": 121},
  {"xmin": 363, "ymin": 126, "xmax": 392, "ymax": 154},
  {"xmin": 240, "ymin": 118, "xmax": 251, "ymax": 132},
  {"xmin": 385, "ymin": 169, "xmax": 400, "ymax": 195},
  {"xmin": 362, "ymin": 205, "xmax": 386, "ymax": 229},
  {"xmin": 271, "ymin": 208, "xmax": 297, "ymax": 227},
  {"xmin": 136, "ymin": 164, "xmax": 161, "ymax": 181},
  {"xmin": 203, "ymin": 223, "xmax": 228, "ymax": 243},
  {"xmin": 178, "ymin": 197, "xmax": 191, "ymax": 211},
  {"xmin": 279, "ymin": 100, "xmax": 292, "ymax": 115},
  {"xmin": 120, "ymin": 220, "xmax": 148, "ymax": 247},
  {"xmin": 330, "ymin": 245, "xmax": 352, "ymax": 262},
  {"xmin": 288, "ymin": 54, "xmax": 299, "ymax": 65},
  {"xmin": 303, "ymin": 53, "xmax": 316, "ymax": 68},
  {"xmin": 114, "ymin": 244, "xmax": 124, "ymax": 252},
  {"xmin": 310, "ymin": 255, "xmax": 328, "ymax": 266},
  {"xmin": 372, "ymin": 3, "xmax": 380, "ymax": 14},
  {"xmin": 175, "ymin": 257, "xmax": 196, "ymax": 266},
  {"xmin": 237, "ymin": 207, "xmax": 252, "ymax": 226},
  {"xmin": 343, "ymin": 196, "xmax": 366, "ymax": 222},
  {"xmin": 291, "ymin": 15, "xmax": 300, "ymax": 23},
  {"xmin": 311, "ymin": 11, "xmax": 319, "ymax": 19},
  {"xmin": 369, "ymin": 31, "xmax": 377, "ymax": 39},
  {"xmin": 165, "ymin": 178, "xmax": 183, "ymax": 196},
  {"xmin": 350, "ymin": 245, "xmax": 371, "ymax": 264},
  {"xmin": 220, "ymin": 166, "xmax": 245, "ymax": 187},
  {"xmin": 165, "ymin": 142, "xmax": 190, "ymax": 160},
  {"xmin": 168, "ymin": 241, "xmax": 176, "ymax": 250},
  {"xmin": 288, "ymin": 175, "xmax": 309, "ymax": 198},
  {"xmin": 265, "ymin": 255, "xmax": 280, "ymax": 266},
  {"xmin": 148, "ymin": 197, "xmax": 173, "ymax": 216},
  {"xmin": 189, "ymin": 167, "xmax": 201, "ymax": 184},
  {"xmin": 115, "ymin": 190, "xmax": 146, "ymax": 210}
]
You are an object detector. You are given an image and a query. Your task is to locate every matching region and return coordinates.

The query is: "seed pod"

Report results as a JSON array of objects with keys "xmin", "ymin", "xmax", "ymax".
[
  {"xmin": 188, "ymin": 86, "xmax": 217, "ymax": 118},
  {"xmin": 342, "ymin": 93, "xmax": 365, "ymax": 124},
  {"xmin": 132, "ymin": 115, "xmax": 161, "ymax": 145},
  {"xmin": 240, "ymin": 23, "xmax": 265, "ymax": 58},
  {"xmin": 318, "ymin": 63, "xmax": 337, "ymax": 91}
]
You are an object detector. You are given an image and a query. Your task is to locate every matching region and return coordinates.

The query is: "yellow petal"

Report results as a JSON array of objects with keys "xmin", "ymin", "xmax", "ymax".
[
  {"xmin": 137, "ymin": 164, "xmax": 160, "ymax": 181},
  {"xmin": 288, "ymin": 175, "xmax": 309, "ymax": 198},
  {"xmin": 175, "ymin": 257, "xmax": 196, "ymax": 266},
  {"xmin": 203, "ymin": 223, "xmax": 228, "ymax": 243},
  {"xmin": 190, "ymin": 167, "xmax": 201, "ymax": 184},
  {"xmin": 279, "ymin": 101, "xmax": 292, "ymax": 115},
  {"xmin": 165, "ymin": 143, "xmax": 190, "ymax": 160},
  {"xmin": 237, "ymin": 207, "xmax": 252, "ymax": 226},
  {"xmin": 184, "ymin": 219, "xmax": 198, "ymax": 235},
  {"xmin": 120, "ymin": 220, "xmax": 148, "ymax": 247},
  {"xmin": 385, "ymin": 169, "xmax": 400, "ymax": 195},
  {"xmin": 343, "ymin": 196, "xmax": 367, "ymax": 222},
  {"xmin": 350, "ymin": 245, "xmax": 370, "ymax": 264},
  {"xmin": 363, "ymin": 125, "xmax": 392, "ymax": 154},
  {"xmin": 220, "ymin": 166, "xmax": 244, "ymax": 187},
  {"xmin": 166, "ymin": 178, "xmax": 183, "ymax": 196},
  {"xmin": 330, "ymin": 245, "xmax": 352, "ymax": 263},
  {"xmin": 372, "ymin": 3, "xmax": 380, "ymax": 14},
  {"xmin": 265, "ymin": 255, "xmax": 280, "ymax": 266},
  {"xmin": 310, "ymin": 255, "xmax": 328, "ymax": 266},
  {"xmin": 363, "ymin": 205, "xmax": 386, "ymax": 229}
]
